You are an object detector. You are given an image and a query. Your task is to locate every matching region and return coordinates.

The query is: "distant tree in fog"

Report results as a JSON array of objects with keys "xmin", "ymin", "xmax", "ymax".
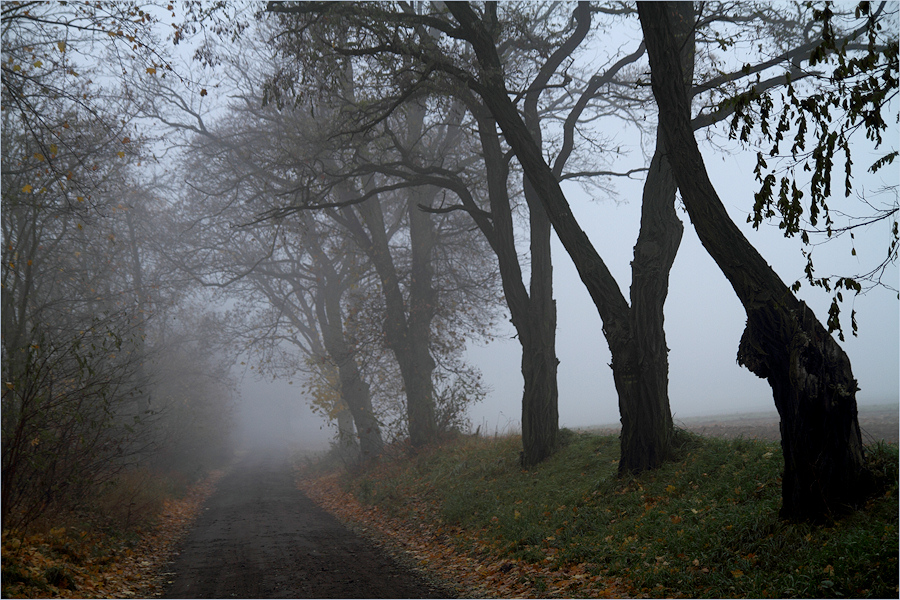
[{"xmin": 144, "ymin": 24, "xmax": 497, "ymax": 454}]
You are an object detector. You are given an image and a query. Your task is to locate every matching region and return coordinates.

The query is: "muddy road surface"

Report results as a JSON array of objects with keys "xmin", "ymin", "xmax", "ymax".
[{"xmin": 161, "ymin": 448, "xmax": 451, "ymax": 599}]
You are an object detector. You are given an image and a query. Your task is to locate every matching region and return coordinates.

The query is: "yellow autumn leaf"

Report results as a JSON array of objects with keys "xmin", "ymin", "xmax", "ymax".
[
  {"xmin": 33, "ymin": 152, "xmax": 45, "ymax": 162},
  {"xmin": 49, "ymin": 143, "xmax": 58, "ymax": 155},
  {"xmin": 146, "ymin": 67, "xmax": 157, "ymax": 75},
  {"xmin": 21, "ymin": 184, "xmax": 33, "ymax": 193},
  {"xmin": 33, "ymin": 60, "xmax": 42, "ymax": 68},
  {"xmin": 732, "ymin": 569, "xmax": 743, "ymax": 578},
  {"xmin": 57, "ymin": 41, "xmax": 66, "ymax": 52},
  {"xmin": 117, "ymin": 151, "xmax": 125, "ymax": 158}
]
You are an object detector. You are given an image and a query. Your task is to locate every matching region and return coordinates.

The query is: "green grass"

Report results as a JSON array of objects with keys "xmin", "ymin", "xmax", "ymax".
[{"xmin": 343, "ymin": 430, "xmax": 898, "ymax": 598}]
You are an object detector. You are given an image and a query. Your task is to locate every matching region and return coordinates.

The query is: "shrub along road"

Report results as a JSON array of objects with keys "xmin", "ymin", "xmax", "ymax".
[{"xmin": 160, "ymin": 447, "xmax": 452, "ymax": 599}]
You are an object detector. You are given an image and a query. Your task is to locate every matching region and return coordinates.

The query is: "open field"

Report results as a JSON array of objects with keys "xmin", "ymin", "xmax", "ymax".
[{"xmin": 582, "ymin": 403, "xmax": 898, "ymax": 444}]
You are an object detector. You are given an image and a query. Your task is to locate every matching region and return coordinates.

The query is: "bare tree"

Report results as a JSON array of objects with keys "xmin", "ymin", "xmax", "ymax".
[{"xmin": 638, "ymin": 0, "xmax": 883, "ymax": 521}]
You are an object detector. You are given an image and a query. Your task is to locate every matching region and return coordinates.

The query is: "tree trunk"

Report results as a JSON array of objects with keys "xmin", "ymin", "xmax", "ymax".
[
  {"xmin": 308, "ymin": 240, "xmax": 385, "ymax": 460},
  {"xmin": 639, "ymin": 1, "xmax": 872, "ymax": 521},
  {"xmin": 450, "ymin": 3, "xmax": 683, "ymax": 473},
  {"xmin": 404, "ymin": 177, "xmax": 439, "ymax": 446},
  {"xmin": 618, "ymin": 3, "xmax": 692, "ymax": 474},
  {"xmin": 519, "ymin": 312, "xmax": 559, "ymax": 465},
  {"xmin": 333, "ymin": 399, "xmax": 359, "ymax": 459},
  {"xmin": 335, "ymin": 357, "xmax": 382, "ymax": 459},
  {"xmin": 473, "ymin": 108, "xmax": 559, "ymax": 466},
  {"xmin": 521, "ymin": 173, "xmax": 558, "ymax": 465},
  {"xmin": 343, "ymin": 175, "xmax": 438, "ymax": 448}
]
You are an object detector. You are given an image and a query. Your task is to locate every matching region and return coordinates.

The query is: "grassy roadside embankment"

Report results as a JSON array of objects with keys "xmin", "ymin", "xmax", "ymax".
[{"xmin": 298, "ymin": 430, "xmax": 898, "ymax": 598}]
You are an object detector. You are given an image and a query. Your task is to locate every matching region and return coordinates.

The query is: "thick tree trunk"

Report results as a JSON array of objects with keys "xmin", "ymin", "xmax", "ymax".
[
  {"xmin": 639, "ymin": 1, "xmax": 872, "ymax": 521},
  {"xmin": 519, "ymin": 312, "xmax": 559, "ymax": 465},
  {"xmin": 474, "ymin": 110, "xmax": 559, "ymax": 466},
  {"xmin": 451, "ymin": 4, "xmax": 683, "ymax": 473},
  {"xmin": 618, "ymin": 4, "xmax": 691, "ymax": 474},
  {"xmin": 618, "ymin": 143, "xmax": 682, "ymax": 474},
  {"xmin": 738, "ymin": 301, "xmax": 871, "ymax": 518}
]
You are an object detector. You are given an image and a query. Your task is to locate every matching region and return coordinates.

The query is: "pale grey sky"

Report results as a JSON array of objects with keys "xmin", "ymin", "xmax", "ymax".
[
  {"xmin": 231, "ymin": 4, "xmax": 899, "ymax": 451},
  {"xmin": 466, "ymin": 145, "xmax": 899, "ymax": 434}
]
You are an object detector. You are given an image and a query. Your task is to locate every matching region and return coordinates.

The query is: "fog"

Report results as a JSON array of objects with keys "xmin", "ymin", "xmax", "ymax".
[
  {"xmin": 170, "ymin": 4, "xmax": 898, "ymax": 454},
  {"xmin": 468, "ymin": 157, "xmax": 898, "ymax": 433},
  {"xmin": 7, "ymin": 1, "xmax": 898, "ymax": 548},
  {"xmin": 235, "ymin": 143, "xmax": 898, "ymax": 451}
]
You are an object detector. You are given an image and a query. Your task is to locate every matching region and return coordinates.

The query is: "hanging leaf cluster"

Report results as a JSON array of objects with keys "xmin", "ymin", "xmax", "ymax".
[{"xmin": 728, "ymin": 1, "xmax": 898, "ymax": 338}]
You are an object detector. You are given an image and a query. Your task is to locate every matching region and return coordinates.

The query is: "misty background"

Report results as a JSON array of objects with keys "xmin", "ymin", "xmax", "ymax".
[
  {"xmin": 237, "ymin": 133, "xmax": 898, "ymax": 453},
  {"xmin": 225, "ymin": 8, "xmax": 899, "ymax": 455},
  {"xmin": 226, "ymin": 7, "xmax": 897, "ymax": 451}
]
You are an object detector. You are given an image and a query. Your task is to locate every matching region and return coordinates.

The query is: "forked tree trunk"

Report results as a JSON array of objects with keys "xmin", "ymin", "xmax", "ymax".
[
  {"xmin": 474, "ymin": 108, "xmax": 559, "ymax": 466},
  {"xmin": 450, "ymin": 3, "xmax": 683, "ymax": 474},
  {"xmin": 618, "ymin": 2, "xmax": 692, "ymax": 474},
  {"xmin": 639, "ymin": 1, "xmax": 872, "ymax": 521},
  {"xmin": 342, "ymin": 180, "xmax": 438, "ymax": 448},
  {"xmin": 617, "ymin": 143, "xmax": 682, "ymax": 474},
  {"xmin": 311, "ymin": 255, "xmax": 384, "ymax": 460}
]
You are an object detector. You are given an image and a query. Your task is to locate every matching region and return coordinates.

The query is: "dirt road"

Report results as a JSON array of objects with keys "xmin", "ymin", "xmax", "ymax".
[{"xmin": 161, "ymin": 448, "xmax": 452, "ymax": 599}]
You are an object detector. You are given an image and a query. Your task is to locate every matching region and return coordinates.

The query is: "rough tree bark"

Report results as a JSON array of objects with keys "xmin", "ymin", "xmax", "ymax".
[
  {"xmin": 472, "ymin": 106, "xmax": 559, "ymax": 466},
  {"xmin": 617, "ymin": 138, "xmax": 682, "ymax": 473},
  {"xmin": 638, "ymin": 1, "xmax": 872, "ymax": 521},
  {"xmin": 617, "ymin": 2, "xmax": 693, "ymax": 474},
  {"xmin": 447, "ymin": 2, "xmax": 688, "ymax": 474}
]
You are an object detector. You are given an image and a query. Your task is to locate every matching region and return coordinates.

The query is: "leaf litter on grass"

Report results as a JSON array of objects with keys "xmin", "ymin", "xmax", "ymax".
[
  {"xmin": 296, "ymin": 439, "xmax": 632, "ymax": 598},
  {"xmin": 297, "ymin": 433, "xmax": 898, "ymax": 599}
]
